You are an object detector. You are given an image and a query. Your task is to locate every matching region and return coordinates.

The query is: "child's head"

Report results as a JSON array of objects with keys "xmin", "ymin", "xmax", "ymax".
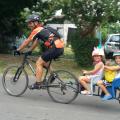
[
  {"xmin": 92, "ymin": 47, "xmax": 104, "ymax": 63},
  {"xmin": 113, "ymin": 52, "xmax": 120, "ymax": 65}
]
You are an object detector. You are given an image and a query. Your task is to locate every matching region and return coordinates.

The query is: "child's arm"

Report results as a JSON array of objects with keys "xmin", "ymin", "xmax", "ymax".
[
  {"xmin": 83, "ymin": 63, "xmax": 103, "ymax": 75},
  {"xmin": 104, "ymin": 65, "xmax": 120, "ymax": 71}
]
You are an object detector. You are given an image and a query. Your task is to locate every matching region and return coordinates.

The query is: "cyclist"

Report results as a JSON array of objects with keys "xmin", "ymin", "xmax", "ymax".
[{"xmin": 15, "ymin": 14, "xmax": 64, "ymax": 89}]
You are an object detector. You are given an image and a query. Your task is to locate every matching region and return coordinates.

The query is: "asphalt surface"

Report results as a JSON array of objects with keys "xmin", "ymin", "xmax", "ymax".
[{"xmin": 0, "ymin": 75, "xmax": 120, "ymax": 120}]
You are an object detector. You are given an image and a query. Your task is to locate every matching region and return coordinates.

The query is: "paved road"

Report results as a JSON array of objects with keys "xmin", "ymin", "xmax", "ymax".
[{"xmin": 0, "ymin": 75, "xmax": 120, "ymax": 120}]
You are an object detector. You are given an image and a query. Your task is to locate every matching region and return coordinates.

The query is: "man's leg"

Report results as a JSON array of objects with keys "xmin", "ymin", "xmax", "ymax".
[
  {"xmin": 35, "ymin": 57, "xmax": 46, "ymax": 82},
  {"xmin": 29, "ymin": 57, "xmax": 46, "ymax": 89},
  {"xmin": 43, "ymin": 62, "xmax": 53, "ymax": 73}
]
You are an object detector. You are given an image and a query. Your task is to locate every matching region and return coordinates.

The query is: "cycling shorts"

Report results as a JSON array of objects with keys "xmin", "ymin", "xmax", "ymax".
[{"xmin": 41, "ymin": 47, "xmax": 64, "ymax": 62}]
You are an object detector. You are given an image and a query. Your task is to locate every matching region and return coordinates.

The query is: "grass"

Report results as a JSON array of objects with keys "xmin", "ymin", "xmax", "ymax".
[
  {"xmin": 0, "ymin": 54, "xmax": 21, "ymax": 73},
  {"xmin": 0, "ymin": 61, "xmax": 7, "ymax": 73},
  {"xmin": 0, "ymin": 59, "xmax": 81, "ymax": 78},
  {"xmin": 63, "ymin": 46, "xmax": 75, "ymax": 59},
  {"xmin": 0, "ymin": 47, "xmax": 89, "ymax": 77}
]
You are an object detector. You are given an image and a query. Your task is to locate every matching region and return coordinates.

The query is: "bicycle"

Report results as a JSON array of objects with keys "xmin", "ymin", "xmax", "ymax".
[{"xmin": 2, "ymin": 52, "xmax": 79, "ymax": 104}]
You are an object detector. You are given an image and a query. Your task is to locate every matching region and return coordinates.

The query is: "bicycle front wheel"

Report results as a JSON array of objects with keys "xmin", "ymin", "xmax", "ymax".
[
  {"xmin": 47, "ymin": 70, "xmax": 79, "ymax": 104},
  {"xmin": 2, "ymin": 65, "xmax": 29, "ymax": 97}
]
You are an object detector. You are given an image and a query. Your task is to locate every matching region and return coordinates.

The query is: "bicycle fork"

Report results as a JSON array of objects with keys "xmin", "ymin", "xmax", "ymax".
[{"xmin": 13, "ymin": 67, "xmax": 23, "ymax": 82}]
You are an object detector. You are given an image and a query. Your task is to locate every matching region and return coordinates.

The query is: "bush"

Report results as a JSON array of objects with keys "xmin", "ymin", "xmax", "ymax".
[{"xmin": 70, "ymin": 30, "xmax": 98, "ymax": 67}]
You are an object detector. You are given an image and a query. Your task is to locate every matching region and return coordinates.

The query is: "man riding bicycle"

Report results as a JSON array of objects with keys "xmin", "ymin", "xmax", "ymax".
[{"xmin": 15, "ymin": 14, "xmax": 64, "ymax": 89}]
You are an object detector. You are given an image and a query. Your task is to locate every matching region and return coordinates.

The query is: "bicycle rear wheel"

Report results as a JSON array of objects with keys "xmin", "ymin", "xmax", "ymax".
[
  {"xmin": 2, "ymin": 65, "xmax": 29, "ymax": 96},
  {"xmin": 47, "ymin": 70, "xmax": 79, "ymax": 104}
]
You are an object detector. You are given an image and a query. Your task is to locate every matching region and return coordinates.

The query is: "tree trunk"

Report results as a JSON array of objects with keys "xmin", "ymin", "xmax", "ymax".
[{"xmin": 80, "ymin": 24, "xmax": 96, "ymax": 37}]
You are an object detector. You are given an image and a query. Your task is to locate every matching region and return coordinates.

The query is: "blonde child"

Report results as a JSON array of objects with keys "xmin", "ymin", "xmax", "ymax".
[
  {"xmin": 79, "ymin": 47, "xmax": 104, "ymax": 95},
  {"xmin": 105, "ymin": 52, "xmax": 120, "ymax": 79},
  {"xmin": 97, "ymin": 52, "xmax": 120, "ymax": 100},
  {"xmin": 104, "ymin": 59, "xmax": 116, "ymax": 83}
]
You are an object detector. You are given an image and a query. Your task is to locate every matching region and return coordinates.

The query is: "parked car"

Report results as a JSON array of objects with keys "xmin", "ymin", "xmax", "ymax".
[{"xmin": 104, "ymin": 34, "xmax": 120, "ymax": 59}]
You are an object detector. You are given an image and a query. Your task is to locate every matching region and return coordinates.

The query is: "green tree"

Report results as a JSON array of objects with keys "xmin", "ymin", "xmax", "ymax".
[
  {"xmin": 0, "ymin": 0, "xmax": 37, "ymax": 53},
  {"xmin": 24, "ymin": 0, "xmax": 120, "ymax": 66},
  {"xmin": 28, "ymin": 0, "xmax": 120, "ymax": 36},
  {"xmin": 63, "ymin": 0, "xmax": 120, "ymax": 37}
]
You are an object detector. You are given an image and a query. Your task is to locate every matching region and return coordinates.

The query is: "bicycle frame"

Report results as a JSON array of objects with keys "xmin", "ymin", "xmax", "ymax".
[{"xmin": 18, "ymin": 53, "xmax": 52, "ymax": 82}]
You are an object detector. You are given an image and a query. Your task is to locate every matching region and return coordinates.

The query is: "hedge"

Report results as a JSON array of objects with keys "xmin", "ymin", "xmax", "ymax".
[{"xmin": 70, "ymin": 30, "xmax": 98, "ymax": 67}]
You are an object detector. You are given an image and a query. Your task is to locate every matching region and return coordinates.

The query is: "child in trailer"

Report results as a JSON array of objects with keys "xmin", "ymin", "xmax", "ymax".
[
  {"xmin": 102, "ymin": 59, "xmax": 116, "ymax": 83},
  {"xmin": 97, "ymin": 51, "xmax": 120, "ymax": 100},
  {"xmin": 105, "ymin": 52, "xmax": 120, "ymax": 81},
  {"xmin": 79, "ymin": 47, "xmax": 105, "ymax": 95}
]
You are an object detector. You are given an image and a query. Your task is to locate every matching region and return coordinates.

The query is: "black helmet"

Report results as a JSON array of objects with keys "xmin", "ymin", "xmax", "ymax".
[{"xmin": 26, "ymin": 14, "xmax": 40, "ymax": 22}]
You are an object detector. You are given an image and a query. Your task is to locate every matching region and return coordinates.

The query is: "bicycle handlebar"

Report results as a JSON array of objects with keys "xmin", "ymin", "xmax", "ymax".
[{"xmin": 13, "ymin": 50, "xmax": 32, "ymax": 56}]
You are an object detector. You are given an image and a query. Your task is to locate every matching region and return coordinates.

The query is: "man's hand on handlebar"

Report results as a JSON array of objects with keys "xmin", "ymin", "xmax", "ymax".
[
  {"xmin": 14, "ymin": 50, "xmax": 32, "ymax": 56},
  {"xmin": 13, "ymin": 45, "xmax": 32, "ymax": 56}
]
